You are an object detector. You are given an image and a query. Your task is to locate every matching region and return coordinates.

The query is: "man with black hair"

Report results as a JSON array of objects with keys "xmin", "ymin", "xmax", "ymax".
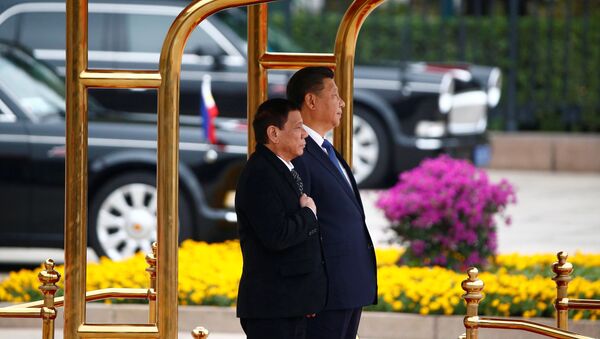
[
  {"xmin": 288, "ymin": 67, "xmax": 378, "ymax": 339},
  {"xmin": 235, "ymin": 98, "xmax": 327, "ymax": 339}
]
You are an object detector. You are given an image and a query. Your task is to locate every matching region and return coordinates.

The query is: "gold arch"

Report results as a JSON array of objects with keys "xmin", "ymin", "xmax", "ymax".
[{"xmin": 63, "ymin": 0, "xmax": 385, "ymax": 338}]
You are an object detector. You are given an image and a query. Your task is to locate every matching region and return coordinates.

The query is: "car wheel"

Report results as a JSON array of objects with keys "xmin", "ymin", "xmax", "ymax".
[
  {"xmin": 352, "ymin": 107, "xmax": 391, "ymax": 187},
  {"xmin": 89, "ymin": 172, "xmax": 193, "ymax": 260}
]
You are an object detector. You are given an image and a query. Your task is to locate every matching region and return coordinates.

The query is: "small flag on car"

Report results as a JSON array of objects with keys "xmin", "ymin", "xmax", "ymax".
[{"xmin": 200, "ymin": 74, "xmax": 219, "ymax": 144}]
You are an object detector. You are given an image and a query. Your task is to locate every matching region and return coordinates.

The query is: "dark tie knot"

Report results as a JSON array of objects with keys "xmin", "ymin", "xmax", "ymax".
[{"xmin": 290, "ymin": 168, "xmax": 303, "ymax": 194}]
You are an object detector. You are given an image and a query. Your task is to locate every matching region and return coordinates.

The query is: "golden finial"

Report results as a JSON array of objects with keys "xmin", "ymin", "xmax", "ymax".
[
  {"xmin": 191, "ymin": 326, "xmax": 210, "ymax": 339},
  {"xmin": 38, "ymin": 259, "xmax": 61, "ymax": 292},
  {"xmin": 462, "ymin": 267, "xmax": 484, "ymax": 299},
  {"xmin": 461, "ymin": 267, "xmax": 484, "ymax": 317},
  {"xmin": 146, "ymin": 242, "xmax": 158, "ymax": 301},
  {"xmin": 145, "ymin": 242, "xmax": 158, "ymax": 271},
  {"xmin": 38, "ymin": 259, "xmax": 61, "ymax": 320},
  {"xmin": 552, "ymin": 251, "xmax": 573, "ymax": 284}
]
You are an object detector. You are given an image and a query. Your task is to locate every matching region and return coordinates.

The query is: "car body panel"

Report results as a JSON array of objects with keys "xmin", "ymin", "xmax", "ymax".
[
  {"xmin": 0, "ymin": 42, "xmax": 246, "ymax": 256},
  {"xmin": 0, "ymin": 0, "xmax": 498, "ymax": 189}
]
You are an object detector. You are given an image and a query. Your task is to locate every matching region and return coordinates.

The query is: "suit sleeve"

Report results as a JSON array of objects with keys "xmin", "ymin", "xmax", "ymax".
[{"xmin": 243, "ymin": 176, "xmax": 318, "ymax": 251}]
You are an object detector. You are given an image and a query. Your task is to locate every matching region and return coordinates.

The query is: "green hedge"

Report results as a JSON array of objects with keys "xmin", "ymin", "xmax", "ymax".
[{"xmin": 270, "ymin": 11, "xmax": 600, "ymax": 132}]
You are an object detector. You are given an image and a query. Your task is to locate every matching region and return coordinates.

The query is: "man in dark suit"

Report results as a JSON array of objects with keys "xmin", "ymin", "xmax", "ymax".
[
  {"xmin": 287, "ymin": 67, "xmax": 378, "ymax": 339},
  {"xmin": 235, "ymin": 98, "xmax": 327, "ymax": 339}
]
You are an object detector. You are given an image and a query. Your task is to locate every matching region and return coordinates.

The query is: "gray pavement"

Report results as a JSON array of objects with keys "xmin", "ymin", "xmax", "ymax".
[
  {"xmin": 362, "ymin": 169, "xmax": 600, "ymax": 254},
  {"xmin": 2, "ymin": 170, "xmax": 600, "ymax": 338}
]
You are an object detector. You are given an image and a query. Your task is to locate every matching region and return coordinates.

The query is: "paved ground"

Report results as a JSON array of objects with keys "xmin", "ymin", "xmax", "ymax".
[
  {"xmin": 362, "ymin": 169, "xmax": 600, "ymax": 254},
  {"xmin": 2, "ymin": 170, "xmax": 599, "ymax": 338}
]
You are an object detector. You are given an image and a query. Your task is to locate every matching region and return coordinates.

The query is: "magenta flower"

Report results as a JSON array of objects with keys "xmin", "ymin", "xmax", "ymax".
[{"xmin": 377, "ymin": 155, "xmax": 516, "ymax": 270}]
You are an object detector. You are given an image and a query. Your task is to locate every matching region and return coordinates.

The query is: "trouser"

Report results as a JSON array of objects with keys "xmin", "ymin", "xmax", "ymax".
[
  {"xmin": 306, "ymin": 308, "xmax": 362, "ymax": 339},
  {"xmin": 241, "ymin": 316, "xmax": 307, "ymax": 339}
]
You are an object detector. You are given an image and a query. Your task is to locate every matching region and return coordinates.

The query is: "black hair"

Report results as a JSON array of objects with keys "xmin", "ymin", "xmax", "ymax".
[
  {"xmin": 253, "ymin": 98, "xmax": 300, "ymax": 145},
  {"xmin": 286, "ymin": 67, "xmax": 334, "ymax": 107}
]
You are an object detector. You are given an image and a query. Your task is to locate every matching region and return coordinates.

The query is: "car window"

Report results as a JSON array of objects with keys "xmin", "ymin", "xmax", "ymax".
[
  {"xmin": 215, "ymin": 9, "xmax": 304, "ymax": 53},
  {"xmin": 19, "ymin": 12, "xmax": 105, "ymax": 51},
  {"xmin": 0, "ymin": 14, "xmax": 18, "ymax": 41},
  {"xmin": 0, "ymin": 99, "xmax": 17, "ymax": 123},
  {"xmin": 0, "ymin": 48, "xmax": 65, "ymax": 121},
  {"xmin": 186, "ymin": 21, "xmax": 227, "ymax": 56},
  {"xmin": 120, "ymin": 13, "xmax": 225, "ymax": 57}
]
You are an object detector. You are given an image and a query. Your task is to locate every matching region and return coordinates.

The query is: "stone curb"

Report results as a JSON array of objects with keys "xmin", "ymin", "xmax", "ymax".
[
  {"xmin": 489, "ymin": 132, "xmax": 600, "ymax": 172},
  {"xmin": 1, "ymin": 303, "xmax": 598, "ymax": 339}
]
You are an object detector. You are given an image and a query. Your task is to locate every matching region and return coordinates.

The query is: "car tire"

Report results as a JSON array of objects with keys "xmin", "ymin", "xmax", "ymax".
[
  {"xmin": 352, "ymin": 107, "xmax": 391, "ymax": 188},
  {"xmin": 89, "ymin": 172, "xmax": 193, "ymax": 260}
]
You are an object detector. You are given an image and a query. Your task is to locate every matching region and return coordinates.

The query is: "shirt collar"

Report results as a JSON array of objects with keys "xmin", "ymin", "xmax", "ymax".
[
  {"xmin": 303, "ymin": 124, "xmax": 326, "ymax": 150},
  {"xmin": 276, "ymin": 155, "xmax": 294, "ymax": 171}
]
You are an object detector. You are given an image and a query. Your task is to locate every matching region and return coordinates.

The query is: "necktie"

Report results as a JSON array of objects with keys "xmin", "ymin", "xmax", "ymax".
[
  {"xmin": 321, "ymin": 139, "xmax": 347, "ymax": 180},
  {"xmin": 290, "ymin": 168, "xmax": 303, "ymax": 194}
]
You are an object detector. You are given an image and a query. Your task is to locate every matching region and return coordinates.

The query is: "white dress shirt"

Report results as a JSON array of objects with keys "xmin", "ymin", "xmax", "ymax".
[{"xmin": 303, "ymin": 125, "xmax": 352, "ymax": 185}]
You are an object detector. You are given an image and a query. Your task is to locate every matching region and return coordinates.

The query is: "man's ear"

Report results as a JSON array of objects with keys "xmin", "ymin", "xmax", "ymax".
[
  {"xmin": 304, "ymin": 93, "xmax": 317, "ymax": 110},
  {"xmin": 266, "ymin": 125, "xmax": 279, "ymax": 144}
]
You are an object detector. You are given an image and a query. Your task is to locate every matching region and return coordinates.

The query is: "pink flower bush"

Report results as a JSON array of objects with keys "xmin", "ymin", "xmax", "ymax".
[{"xmin": 377, "ymin": 155, "xmax": 516, "ymax": 270}]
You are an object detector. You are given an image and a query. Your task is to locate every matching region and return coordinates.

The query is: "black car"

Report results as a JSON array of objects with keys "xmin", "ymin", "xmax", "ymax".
[
  {"xmin": 0, "ymin": 42, "xmax": 247, "ymax": 260},
  {"xmin": 0, "ymin": 0, "xmax": 500, "ymax": 187}
]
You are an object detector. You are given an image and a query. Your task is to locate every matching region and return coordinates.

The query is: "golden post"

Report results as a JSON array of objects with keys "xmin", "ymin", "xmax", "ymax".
[
  {"xmin": 552, "ymin": 251, "xmax": 573, "ymax": 330},
  {"xmin": 38, "ymin": 259, "xmax": 61, "ymax": 339},
  {"xmin": 461, "ymin": 267, "xmax": 484, "ymax": 339},
  {"xmin": 145, "ymin": 242, "xmax": 158, "ymax": 323}
]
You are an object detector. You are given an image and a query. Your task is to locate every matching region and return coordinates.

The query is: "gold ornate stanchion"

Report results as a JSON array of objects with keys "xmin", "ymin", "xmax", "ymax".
[
  {"xmin": 38, "ymin": 259, "xmax": 61, "ymax": 339},
  {"xmin": 0, "ymin": 259, "xmax": 61, "ymax": 338},
  {"xmin": 461, "ymin": 267, "xmax": 484, "ymax": 339},
  {"xmin": 146, "ymin": 242, "xmax": 158, "ymax": 323},
  {"xmin": 247, "ymin": 0, "xmax": 385, "ymax": 160},
  {"xmin": 65, "ymin": 1, "xmax": 273, "ymax": 338},
  {"xmin": 552, "ymin": 251, "xmax": 573, "ymax": 330},
  {"xmin": 191, "ymin": 326, "xmax": 210, "ymax": 339},
  {"xmin": 61, "ymin": 0, "xmax": 388, "ymax": 337},
  {"xmin": 551, "ymin": 251, "xmax": 600, "ymax": 332},
  {"xmin": 459, "ymin": 266, "xmax": 594, "ymax": 339}
]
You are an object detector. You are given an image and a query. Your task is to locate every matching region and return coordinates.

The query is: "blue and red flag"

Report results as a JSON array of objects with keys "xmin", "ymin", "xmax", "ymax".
[{"xmin": 200, "ymin": 74, "xmax": 219, "ymax": 144}]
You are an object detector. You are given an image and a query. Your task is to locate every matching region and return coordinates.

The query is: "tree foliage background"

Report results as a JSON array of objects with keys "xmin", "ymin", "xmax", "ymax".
[{"xmin": 263, "ymin": 0, "xmax": 600, "ymax": 132}]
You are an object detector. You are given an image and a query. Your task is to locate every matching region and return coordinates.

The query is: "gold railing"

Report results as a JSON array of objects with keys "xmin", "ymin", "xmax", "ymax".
[
  {"xmin": 0, "ymin": 259, "xmax": 60, "ymax": 339},
  {"xmin": 459, "ymin": 251, "xmax": 600, "ymax": 339},
  {"xmin": 247, "ymin": 0, "xmax": 385, "ymax": 161},
  {"xmin": 0, "ymin": 244, "xmax": 208, "ymax": 339},
  {"xmin": 1, "ymin": 0, "xmax": 391, "ymax": 338},
  {"xmin": 65, "ymin": 1, "xmax": 273, "ymax": 338},
  {"xmin": 552, "ymin": 252, "xmax": 600, "ymax": 330}
]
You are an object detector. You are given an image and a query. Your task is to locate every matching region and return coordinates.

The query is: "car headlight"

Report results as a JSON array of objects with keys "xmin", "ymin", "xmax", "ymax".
[
  {"xmin": 438, "ymin": 73, "xmax": 454, "ymax": 114},
  {"xmin": 487, "ymin": 67, "xmax": 502, "ymax": 108}
]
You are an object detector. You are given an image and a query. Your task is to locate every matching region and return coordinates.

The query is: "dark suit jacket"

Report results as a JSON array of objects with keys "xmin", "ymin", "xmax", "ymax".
[
  {"xmin": 235, "ymin": 144, "xmax": 327, "ymax": 319},
  {"xmin": 292, "ymin": 136, "xmax": 377, "ymax": 310}
]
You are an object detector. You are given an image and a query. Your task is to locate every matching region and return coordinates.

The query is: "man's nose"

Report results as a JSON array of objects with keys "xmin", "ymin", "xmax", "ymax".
[{"xmin": 340, "ymin": 99, "xmax": 346, "ymax": 108}]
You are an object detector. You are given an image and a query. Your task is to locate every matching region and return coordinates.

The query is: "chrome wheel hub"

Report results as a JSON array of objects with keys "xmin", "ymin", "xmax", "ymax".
[
  {"xmin": 352, "ymin": 114, "xmax": 379, "ymax": 184},
  {"xmin": 96, "ymin": 183, "xmax": 157, "ymax": 260}
]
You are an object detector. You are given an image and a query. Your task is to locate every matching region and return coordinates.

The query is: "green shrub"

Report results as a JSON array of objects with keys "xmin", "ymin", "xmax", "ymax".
[{"xmin": 270, "ymin": 10, "xmax": 600, "ymax": 132}]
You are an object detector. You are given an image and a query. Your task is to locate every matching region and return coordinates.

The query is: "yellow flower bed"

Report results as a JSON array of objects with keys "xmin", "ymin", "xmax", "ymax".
[
  {"xmin": 495, "ymin": 252, "xmax": 600, "ymax": 271},
  {"xmin": 1, "ymin": 241, "xmax": 599, "ymax": 320}
]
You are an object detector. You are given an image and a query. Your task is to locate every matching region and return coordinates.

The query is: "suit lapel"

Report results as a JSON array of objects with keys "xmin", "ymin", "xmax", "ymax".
[
  {"xmin": 256, "ymin": 144, "xmax": 302, "ymax": 197},
  {"xmin": 305, "ymin": 138, "xmax": 361, "ymax": 209},
  {"xmin": 335, "ymin": 149, "xmax": 366, "ymax": 217}
]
